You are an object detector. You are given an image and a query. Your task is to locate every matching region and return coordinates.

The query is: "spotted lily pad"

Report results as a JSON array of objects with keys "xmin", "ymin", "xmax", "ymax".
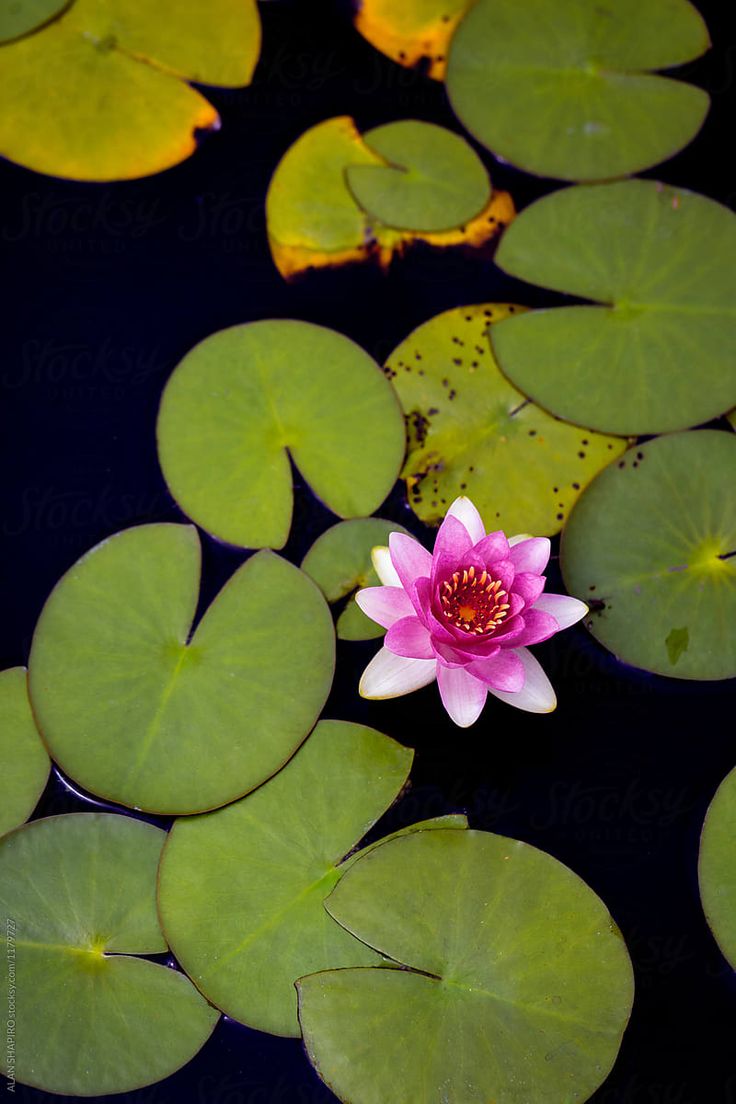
[
  {"xmin": 0, "ymin": 668, "xmax": 50, "ymax": 837},
  {"xmin": 157, "ymin": 320, "xmax": 405, "ymax": 550},
  {"xmin": 352, "ymin": 0, "xmax": 471, "ymax": 80},
  {"xmin": 159, "ymin": 718, "xmax": 467, "ymax": 1036},
  {"xmin": 699, "ymin": 764, "xmax": 736, "ymax": 969},
  {"xmin": 298, "ymin": 828, "xmax": 634, "ymax": 1104},
  {"xmin": 28, "ymin": 524, "xmax": 335, "ymax": 814},
  {"xmin": 387, "ymin": 303, "xmax": 625, "ymax": 536},
  {"xmin": 446, "ymin": 0, "xmax": 710, "ymax": 181},
  {"xmin": 0, "ymin": 0, "xmax": 260, "ymax": 179},
  {"xmin": 345, "ymin": 120, "xmax": 490, "ymax": 233},
  {"xmin": 492, "ymin": 180, "xmax": 736, "ymax": 436},
  {"xmin": 0, "ymin": 0, "xmax": 70, "ymax": 43},
  {"xmin": 301, "ymin": 518, "xmax": 411, "ymax": 640},
  {"xmin": 266, "ymin": 116, "xmax": 515, "ymax": 279},
  {"xmin": 0, "ymin": 813, "xmax": 218, "ymax": 1095},
  {"xmin": 561, "ymin": 431, "xmax": 736, "ymax": 679}
]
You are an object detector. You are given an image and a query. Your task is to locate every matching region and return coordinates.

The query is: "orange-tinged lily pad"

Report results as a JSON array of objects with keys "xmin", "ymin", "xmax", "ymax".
[
  {"xmin": 266, "ymin": 115, "xmax": 513, "ymax": 280},
  {"xmin": 0, "ymin": 0, "xmax": 260, "ymax": 179},
  {"xmin": 353, "ymin": 0, "xmax": 472, "ymax": 80}
]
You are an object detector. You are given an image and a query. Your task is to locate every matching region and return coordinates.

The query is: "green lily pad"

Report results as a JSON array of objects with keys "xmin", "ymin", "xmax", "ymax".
[
  {"xmin": 298, "ymin": 828, "xmax": 634, "ymax": 1104},
  {"xmin": 492, "ymin": 180, "xmax": 736, "ymax": 436},
  {"xmin": 301, "ymin": 518, "xmax": 411, "ymax": 640},
  {"xmin": 157, "ymin": 320, "xmax": 406, "ymax": 550},
  {"xmin": 352, "ymin": 0, "xmax": 471, "ymax": 80},
  {"xmin": 265, "ymin": 116, "xmax": 515, "ymax": 280},
  {"xmin": 159, "ymin": 718, "xmax": 467, "ymax": 1037},
  {"xmin": 0, "ymin": 0, "xmax": 70, "ymax": 43},
  {"xmin": 561, "ymin": 430, "xmax": 736, "ymax": 679},
  {"xmin": 0, "ymin": 0, "xmax": 260, "ymax": 179},
  {"xmin": 699, "ymin": 764, "xmax": 736, "ymax": 969},
  {"xmin": 345, "ymin": 120, "xmax": 491, "ymax": 233},
  {"xmin": 446, "ymin": 0, "xmax": 710, "ymax": 181},
  {"xmin": 28, "ymin": 524, "xmax": 335, "ymax": 814},
  {"xmin": 387, "ymin": 302, "xmax": 625, "ymax": 536},
  {"xmin": 0, "ymin": 668, "xmax": 50, "ymax": 837},
  {"xmin": 0, "ymin": 813, "xmax": 218, "ymax": 1095}
]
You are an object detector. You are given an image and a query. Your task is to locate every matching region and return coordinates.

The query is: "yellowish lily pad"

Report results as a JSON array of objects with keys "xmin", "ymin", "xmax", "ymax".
[
  {"xmin": 388, "ymin": 303, "xmax": 626, "ymax": 536},
  {"xmin": 0, "ymin": 0, "xmax": 260, "ymax": 179},
  {"xmin": 352, "ymin": 0, "xmax": 471, "ymax": 80},
  {"xmin": 266, "ymin": 116, "xmax": 514, "ymax": 280}
]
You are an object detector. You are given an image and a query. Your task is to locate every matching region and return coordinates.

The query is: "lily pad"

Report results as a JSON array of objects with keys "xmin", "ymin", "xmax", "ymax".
[
  {"xmin": 446, "ymin": 0, "xmax": 710, "ymax": 181},
  {"xmin": 345, "ymin": 120, "xmax": 490, "ymax": 233},
  {"xmin": 298, "ymin": 828, "xmax": 634, "ymax": 1104},
  {"xmin": 158, "ymin": 718, "xmax": 467, "ymax": 1036},
  {"xmin": 387, "ymin": 303, "xmax": 625, "ymax": 536},
  {"xmin": 0, "ymin": 813, "xmax": 218, "ymax": 1095},
  {"xmin": 28, "ymin": 524, "xmax": 335, "ymax": 814},
  {"xmin": 266, "ymin": 116, "xmax": 515, "ymax": 279},
  {"xmin": 352, "ymin": 0, "xmax": 471, "ymax": 80},
  {"xmin": 561, "ymin": 430, "xmax": 736, "ymax": 679},
  {"xmin": 0, "ymin": 0, "xmax": 70, "ymax": 43},
  {"xmin": 301, "ymin": 518, "xmax": 411, "ymax": 640},
  {"xmin": 699, "ymin": 764, "xmax": 736, "ymax": 969},
  {"xmin": 0, "ymin": 668, "xmax": 50, "ymax": 837},
  {"xmin": 0, "ymin": 0, "xmax": 260, "ymax": 179},
  {"xmin": 492, "ymin": 180, "xmax": 736, "ymax": 436},
  {"xmin": 157, "ymin": 320, "xmax": 405, "ymax": 550}
]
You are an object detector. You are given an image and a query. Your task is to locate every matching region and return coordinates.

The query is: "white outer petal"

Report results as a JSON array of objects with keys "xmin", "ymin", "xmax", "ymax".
[
  {"xmin": 359, "ymin": 647, "xmax": 437, "ymax": 700},
  {"xmin": 487, "ymin": 647, "xmax": 557, "ymax": 714},
  {"xmin": 447, "ymin": 496, "xmax": 486, "ymax": 544},
  {"xmin": 508, "ymin": 533, "xmax": 533, "ymax": 546},
  {"xmin": 437, "ymin": 664, "xmax": 487, "ymax": 728},
  {"xmin": 533, "ymin": 593, "xmax": 588, "ymax": 630},
  {"xmin": 371, "ymin": 545, "xmax": 401, "ymax": 587}
]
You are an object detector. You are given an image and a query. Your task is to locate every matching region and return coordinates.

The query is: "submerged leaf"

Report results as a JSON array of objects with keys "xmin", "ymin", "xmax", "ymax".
[
  {"xmin": 388, "ymin": 303, "xmax": 625, "ymax": 536},
  {"xmin": 29, "ymin": 524, "xmax": 335, "ymax": 814},
  {"xmin": 446, "ymin": 0, "xmax": 710, "ymax": 181},
  {"xmin": 562, "ymin": 431, "xmax": 736, "ymax": 680},
  {"xmin": 299, "ymin": 829, "xmax": 634, "ymax": 1104},
  {"xmin": 0, "ymin": 813, "xmax": 218, "ymax": 1095},
  {"xmin": 493, "ymin": 181, "xmax": 736, "ymax": 435}
]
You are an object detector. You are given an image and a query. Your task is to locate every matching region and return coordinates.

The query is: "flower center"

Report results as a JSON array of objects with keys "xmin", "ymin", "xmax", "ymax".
[{"xmin": 439, "ymin": 566, "xmax": 510, "ymax": 635}]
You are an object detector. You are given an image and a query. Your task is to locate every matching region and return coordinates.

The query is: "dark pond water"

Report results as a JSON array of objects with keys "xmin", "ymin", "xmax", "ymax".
[{"xmin": 2, "ymin": 0, "xmax": 736, "ymax": 1101}]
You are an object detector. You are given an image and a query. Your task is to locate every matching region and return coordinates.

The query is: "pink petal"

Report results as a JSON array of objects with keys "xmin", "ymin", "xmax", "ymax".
[
  {"xmin": 486, "ymin": 559, "xmax": 515, "ymax": 594},
  {"xmin": 433, "ymin": 640, "xmax": 472, "ymax": 668},
  {"xmin": 359, "ymin": 647, "xmax": 437, "ymax": 700},
  {"xmin": 389, "ymin": 533, "xmax": 432, "ymax": 592},
  {"xmin": 508, "ymin": 537, "xmax": 551, "ymax": 574},
  {"xmin": 436, "ymin": 665, "xmax": 488, "ymax": 728},
  {"xmin": 447, "ymin": 497, "xmax": 486, "ymax": 544},
  {"xmin": 355, "ymin": 586, "xmax": 415, "ymax": 630},
  {"xmin": 384, "ymin": 616, "xmax": 435, "ymax": 660},
  {"xmin": 506, "ymin": 608, "xmax": 559, "ymax": 647},
  {"xmin": 472, "ymin": 530, "xmax": 510, "ymax": 563},
  {"xmin": 487, "ymin": 647, "xmax": 556, "ymax": 713},
  {"xmin": 371, "ymin": 546, "xmax": 401, "ymax": 587},
  {"xmin": 469, "ymin": 650, "xmax": 525, "ymax": 692},
  {"xmin": 508, "ymin": 533, "xmax": 532, "ymax": 546},
  {"xmin": 432, "ymin": 514, "xmax": 473, "ymax": 565},
  {"xmin": 512, "ymin": 572, "xmax": 546, "ymax": 607},
  {"xmin": 533, "ymin": 593, "xmax": 588, "ymax": 630}
]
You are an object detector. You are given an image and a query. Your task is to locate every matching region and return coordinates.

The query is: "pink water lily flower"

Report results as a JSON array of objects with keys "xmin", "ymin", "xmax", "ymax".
[{"xmin": 355, "ymin": 497, "xmax": 587, "ymax": 728}]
